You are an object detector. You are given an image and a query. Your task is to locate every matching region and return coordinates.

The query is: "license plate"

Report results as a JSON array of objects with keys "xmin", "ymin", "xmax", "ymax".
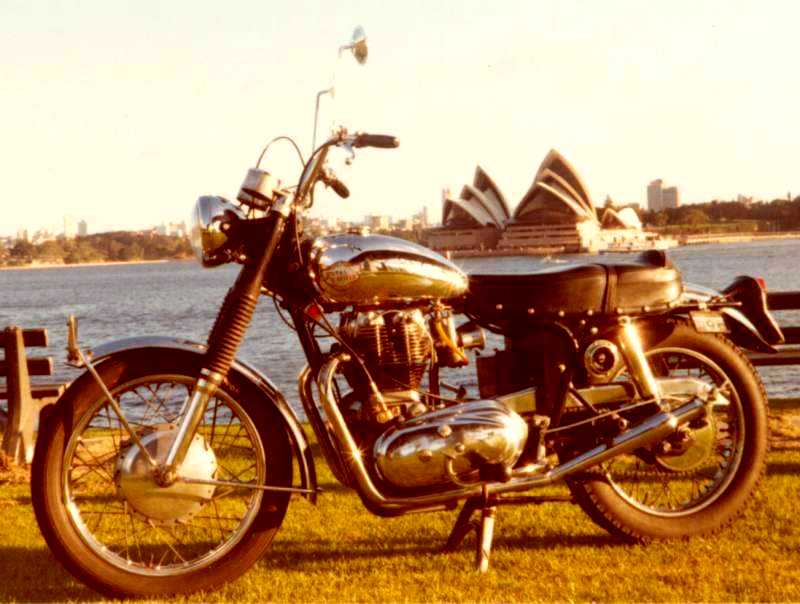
[{"xmin": 690, "ymin": 310, "xmax": 728, "ymax": 333}]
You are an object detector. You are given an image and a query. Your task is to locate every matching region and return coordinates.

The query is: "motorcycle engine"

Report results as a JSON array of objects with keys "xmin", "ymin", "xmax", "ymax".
[
  {"xmin": 336, "ymin": 308, "xmax": 530, "ymax": 491},
  {"xmin": 340, "ymin": 309, "xmax": 432, "ymax": 420}
]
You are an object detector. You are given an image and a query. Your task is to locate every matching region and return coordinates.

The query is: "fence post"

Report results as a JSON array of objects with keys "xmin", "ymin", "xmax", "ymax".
[{"xmin": 1, "ymin": 326, "xmax": 37, "ymax": 464}]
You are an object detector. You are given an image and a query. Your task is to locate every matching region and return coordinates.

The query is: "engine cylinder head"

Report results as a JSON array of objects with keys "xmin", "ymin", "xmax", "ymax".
[{"xmin": 341, "ymin": 309, "xmax": 432, "ymax": 394}]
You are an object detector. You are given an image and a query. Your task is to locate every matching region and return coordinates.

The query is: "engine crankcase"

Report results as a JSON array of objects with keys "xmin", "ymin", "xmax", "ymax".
[{"xmin": 373, "ymin": 400, "xmax": 528, "ymax": 489}]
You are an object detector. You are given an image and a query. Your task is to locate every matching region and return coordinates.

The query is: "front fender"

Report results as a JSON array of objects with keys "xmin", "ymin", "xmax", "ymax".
[{"xmin": 89, "ymin": 336, "xmax": 318, "ymax": 503}]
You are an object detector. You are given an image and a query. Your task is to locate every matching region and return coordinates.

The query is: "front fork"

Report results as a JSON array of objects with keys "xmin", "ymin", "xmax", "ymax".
[
  {"xmin": 158, "ymin": 212, "xmax": 289, "ymax": 484},
  {"xmin": 158, "ymin": 369, "xmax": 224, "ymax": 484},
  {"xmin": 616, "ymin": 318, "xmax": 662, "ymax": 405}
]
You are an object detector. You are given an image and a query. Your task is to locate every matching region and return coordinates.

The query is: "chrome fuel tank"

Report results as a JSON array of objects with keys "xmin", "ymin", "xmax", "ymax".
[{"xmin": 308, "ymin": 233, "xmax": 468, "ymax": 306}]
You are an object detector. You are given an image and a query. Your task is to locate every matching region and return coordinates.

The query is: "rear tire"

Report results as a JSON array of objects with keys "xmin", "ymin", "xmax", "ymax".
[
  {"xmin": 567, "ymin": 322, "xmax": 768, "ymax": 542},
  {"xmin": 31, "ymin": 349, "xmax": 293, "ymax": 597}
]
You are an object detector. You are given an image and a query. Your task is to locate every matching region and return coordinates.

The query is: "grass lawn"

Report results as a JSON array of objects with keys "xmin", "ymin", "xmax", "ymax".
[{"xmin": 1, "ymin": 428, "xmax": 799, "ymax": 602}]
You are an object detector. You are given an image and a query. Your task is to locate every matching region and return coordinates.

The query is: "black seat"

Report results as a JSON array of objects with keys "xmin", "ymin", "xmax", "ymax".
[{"xmin": 465, "ymin": 250, "xmax": 682, "ymax": 319}]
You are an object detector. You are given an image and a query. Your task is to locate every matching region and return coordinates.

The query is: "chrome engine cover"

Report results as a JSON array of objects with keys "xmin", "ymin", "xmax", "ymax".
[
  {"xmin": 373, "ymin": 400, "xmax": 528, "ymax": 489},
  {"xmin": 309, "ymin": 233, "xmax": 468, "ymax": 306}
]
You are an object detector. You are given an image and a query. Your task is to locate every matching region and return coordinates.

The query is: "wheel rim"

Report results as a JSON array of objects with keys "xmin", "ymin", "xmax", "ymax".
[
  {"xmin": 604, "ymin": 347, "xmax": 745, "ymax": 517},
  {"xmin": 62, "ymin": 375, "xmax": 266, "ymax": 576}
]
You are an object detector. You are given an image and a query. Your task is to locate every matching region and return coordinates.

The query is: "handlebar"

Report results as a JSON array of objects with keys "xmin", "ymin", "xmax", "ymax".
[
  {"xmin": 293, "ymin": 130, "xmax": 399, "ymax": 208},
  {"xmin": 350, "ymin": 133, "xmax": 399, "ymax": 149}
]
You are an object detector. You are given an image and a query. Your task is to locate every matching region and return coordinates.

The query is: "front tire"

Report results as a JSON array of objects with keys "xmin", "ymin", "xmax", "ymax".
[
  {"xmin": 31, "ymin": 349, "xmax": 293, "ymax": 597},
  {"xmin": 568, "ymin": 322, "xmax": 768, "ymax": 542}
]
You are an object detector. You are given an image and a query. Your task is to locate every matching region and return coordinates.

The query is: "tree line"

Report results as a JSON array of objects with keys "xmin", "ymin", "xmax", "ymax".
[
  {"xmin": 639, "ymin": 196, "xmax": 800, "ymax": 232},
  {"xmin": 1, "ymin": 232, "xmax": 193, "ymax": 267}
]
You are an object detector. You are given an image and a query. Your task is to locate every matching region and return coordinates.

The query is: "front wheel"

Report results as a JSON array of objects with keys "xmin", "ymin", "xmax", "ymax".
[
  {"xmin": 31, "ymin": 349, "xmax": 293, "ymax": 597},
  {"xmin": 567, "ymin": 322, "xmax": 768, "ymax": 542}
]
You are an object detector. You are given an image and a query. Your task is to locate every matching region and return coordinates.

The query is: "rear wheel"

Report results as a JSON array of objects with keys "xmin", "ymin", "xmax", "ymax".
[
  {"xmin": 31, "ymin": 350, "xmax": 293, "ymax": 597},
  {"xmin": 567, "ymin": 322, "xmax": 768, "ymax": 542}
]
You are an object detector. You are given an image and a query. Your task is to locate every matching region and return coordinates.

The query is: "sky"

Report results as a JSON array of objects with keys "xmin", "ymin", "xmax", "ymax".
[{"xmin": 2, "ymin": 0, "xmax": 799, "ymax": 236}]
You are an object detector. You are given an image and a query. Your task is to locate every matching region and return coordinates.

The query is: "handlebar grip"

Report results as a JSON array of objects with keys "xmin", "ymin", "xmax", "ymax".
[
  {"xmin": 353, "ymin": 133, "xmax": 399, "ymax": 149},
  {"xmin": 329, "ymin": 177, "xmax": 350, "ymax": 199}
]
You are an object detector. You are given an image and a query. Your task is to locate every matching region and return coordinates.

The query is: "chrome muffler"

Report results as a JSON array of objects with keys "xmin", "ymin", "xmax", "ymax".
[{"xmin": 311, "ymin": 353, "xmax": 708, "ymax": 514}]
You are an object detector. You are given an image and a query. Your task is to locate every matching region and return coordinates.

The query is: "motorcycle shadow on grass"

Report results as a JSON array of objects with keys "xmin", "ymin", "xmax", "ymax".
[
  {"xmin": 0, "ymin": 546, "xmax": 95, "ymax": 602},
  {"xmin": 259, "ymin": 532, "xmax": 621, "ymax": 570},
  {"xmin": 766, "ymin": 460, "xmax": 800, "ymax": 474}
]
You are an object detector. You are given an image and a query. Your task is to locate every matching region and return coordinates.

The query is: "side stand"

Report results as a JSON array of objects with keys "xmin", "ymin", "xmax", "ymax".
[{"xmin": 443, "ymin": 488, "xmax": 497, "ymax": 573}]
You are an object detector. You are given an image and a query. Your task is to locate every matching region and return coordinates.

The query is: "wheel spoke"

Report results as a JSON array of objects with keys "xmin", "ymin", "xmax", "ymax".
[
  {"xmin": 63, "ymin": 373, "xmax": 271, "ymax": 577},
  {"xmin": 604, "ymin": 346, "xmax": 745, "ymax": 515}
]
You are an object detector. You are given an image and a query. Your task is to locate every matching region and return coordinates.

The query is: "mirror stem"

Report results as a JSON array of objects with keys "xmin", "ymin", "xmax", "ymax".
[{"xmin": 312, "ymin": 87, "xmax": 334, "ymax": 151}]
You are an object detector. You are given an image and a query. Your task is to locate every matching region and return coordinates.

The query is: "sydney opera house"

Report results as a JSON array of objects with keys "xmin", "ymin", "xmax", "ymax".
[{"xmin": 425, "ymin": 150, "xmax": 674, "ymax": 254}]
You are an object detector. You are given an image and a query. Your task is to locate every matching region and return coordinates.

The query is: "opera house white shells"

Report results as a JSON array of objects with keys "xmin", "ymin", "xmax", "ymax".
[{"xmin": 426, "ymin": 150, "xmax": 675, "ymax": 255}]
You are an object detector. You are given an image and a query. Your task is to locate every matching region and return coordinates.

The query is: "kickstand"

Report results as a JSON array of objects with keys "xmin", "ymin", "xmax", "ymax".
[{"xmin": 443, "ymin": 486, "xmax": 497, "ymax": 573}]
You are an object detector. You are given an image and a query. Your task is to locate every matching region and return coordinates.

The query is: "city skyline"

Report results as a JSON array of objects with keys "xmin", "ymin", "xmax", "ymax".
[
  {"xmin": 6, "ymin": 182, "xmax": 794, "ymax": 241},
  {"xmin": 2, "ymin": 1, "xmax": 798, "ymax": 237}
]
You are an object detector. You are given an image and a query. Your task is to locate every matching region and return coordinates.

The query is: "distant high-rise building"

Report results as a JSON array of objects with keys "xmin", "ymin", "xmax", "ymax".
[
  {"xmin": 77, "ymin": 220, "xmax": 88, "ymax": 236},
  {"xmin": 662, "ymin": 186, "xmax": 680, "ymax": 208},
  {"xmin": 63, "ymin": 215, "xmax": 78, "ymax": 239},
  {"xmin": 366, "ymin": 215, "xmax": 390, "ymax": 230},
  {"xmin": 16, "ymin": 229, "xmax": 29, "ymax": 242},
  {"xmin": 157, "ymin": 221, "xmax": 189, "ymax": 237},
  {"xmin": 647, "ymin": 179, "xmax": 663, "ymax": 211},
  {"xmin": 647, "ymin": 179, "xmax": 680, "ymax": 211},
  {"xmin": 398, "ymin": 217, "xmax": 414, "ymax": 231}
]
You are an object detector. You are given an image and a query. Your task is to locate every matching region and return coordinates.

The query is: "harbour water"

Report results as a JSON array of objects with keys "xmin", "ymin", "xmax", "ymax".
[{"xmin": 2, "ymin": 238, "xmax": 799, "ymax": 416}]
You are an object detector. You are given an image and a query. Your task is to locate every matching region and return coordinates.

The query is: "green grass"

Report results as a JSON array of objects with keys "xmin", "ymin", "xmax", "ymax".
[{"xmin": 2, "ymin": 444, "xmax": 800, "ymax": 602}]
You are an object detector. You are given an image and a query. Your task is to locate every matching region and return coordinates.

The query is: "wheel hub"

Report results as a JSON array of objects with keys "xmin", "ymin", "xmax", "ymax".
[
  {"xmin": 654, "ymin": 416, "xmax": 716, "ymax": 472},
  {"xmin": 116, "ymin": 427, "xmax": 217, "ymax": 524}
]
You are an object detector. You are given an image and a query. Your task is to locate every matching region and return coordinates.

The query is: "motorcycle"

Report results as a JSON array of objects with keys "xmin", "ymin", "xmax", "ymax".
[{"xmin": 32, "ymin": 28, "xmax": 780, "ymax": 597}]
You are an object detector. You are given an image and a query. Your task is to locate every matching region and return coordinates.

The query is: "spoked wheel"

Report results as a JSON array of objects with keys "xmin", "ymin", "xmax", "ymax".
[
  {"xmin": 568, "ymin": 322, "xmax": 768, "ymax": 542},
  {"xmin": 32, "ymin": 350, "xmax": 292, "ymax": 597}
]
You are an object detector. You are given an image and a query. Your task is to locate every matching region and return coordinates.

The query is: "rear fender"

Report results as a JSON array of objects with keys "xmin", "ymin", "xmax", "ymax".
[
  {"xmin": 680, "ymin": 281, "xmax": 781, "ymax": 354},
  {"xmin": 88, "ymin": 336, "xmax": 318, "ymax": 503},
  {"xmin": 719, "ymin": 307, "xmax": 777, "ymax": 354}
]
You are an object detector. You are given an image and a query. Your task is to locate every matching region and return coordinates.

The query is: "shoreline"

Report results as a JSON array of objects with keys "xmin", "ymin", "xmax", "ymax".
[
  {"xmin": 679, "ymin": 231, "xmax": 800, "ymax": 245},
  {"xmin": 4, "ymin": 232, "xmax": 800, "ymax": 267},
  {"xmin": 0, "ymin": 258, "xmax": 188, "ymax": 271},
  {"xmin": 443, "ymin": 231, "xmax": 800, "ymax": 259}
]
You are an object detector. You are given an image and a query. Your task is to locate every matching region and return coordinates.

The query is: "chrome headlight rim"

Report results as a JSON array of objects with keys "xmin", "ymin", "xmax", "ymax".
[{"xmin": 190, "ymin": 196, "xmax": 245, "ymax": 267}]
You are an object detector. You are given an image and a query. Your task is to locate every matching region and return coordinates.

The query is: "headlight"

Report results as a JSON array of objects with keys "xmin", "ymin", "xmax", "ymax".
[{"xmin": 190, "ymin": 196, "xmax": 245, "ymax": 267}]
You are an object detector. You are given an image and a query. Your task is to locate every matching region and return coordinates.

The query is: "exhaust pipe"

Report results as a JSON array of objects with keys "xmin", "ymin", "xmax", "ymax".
[
  {"xmin": 313, "ymin": 353, "xmax": 707, "ymax": 514},
  {"xmin": 525, "ymin": 398, "xmax": 704, "ymax": 483}
]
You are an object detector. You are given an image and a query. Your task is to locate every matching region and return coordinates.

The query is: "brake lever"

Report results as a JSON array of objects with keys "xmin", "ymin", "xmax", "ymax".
[{"xmin": 321, "ymin": 168, "xmax": 350, "ymax": 199}]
